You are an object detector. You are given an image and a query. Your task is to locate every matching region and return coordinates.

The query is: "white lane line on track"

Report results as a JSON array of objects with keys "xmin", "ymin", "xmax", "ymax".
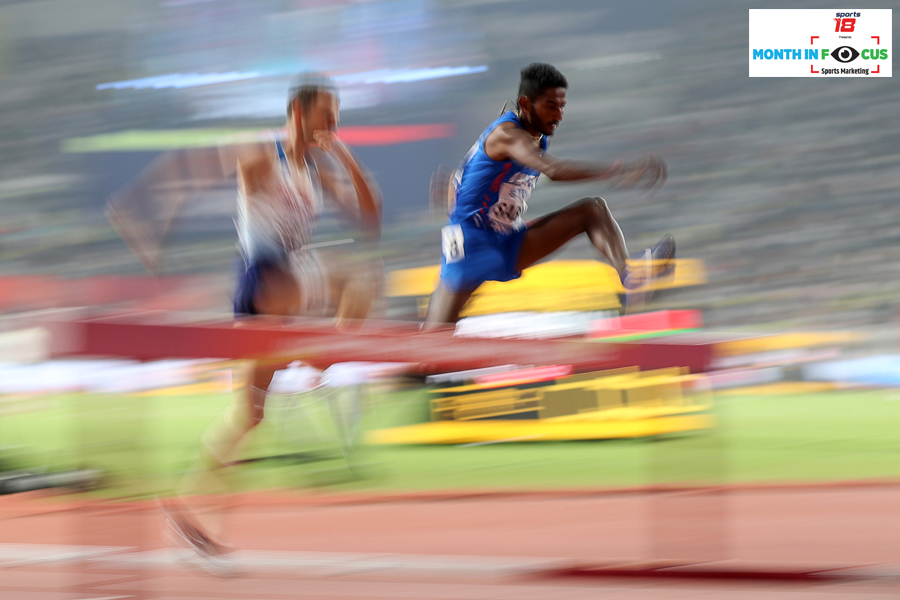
[
  {"xmin": 10, "ymin": 544, "xmax": 899, "ymax": 583},
  {"xmin": 0, "ymin": 544, "xmax": 129, "ymax": 567},
  {"xmin": 0, "ymin": 544, "xmax": 568, "ymax": 576}
]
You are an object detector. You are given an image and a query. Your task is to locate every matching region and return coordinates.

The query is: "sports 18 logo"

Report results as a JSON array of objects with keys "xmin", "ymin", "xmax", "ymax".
[
  {"xmin": 834, "ymin": 18, "xmax": 855, "ymax": 32},
  {"xmin": 833, "ymin": 11, "xmax": 861, "ymax": 32}
]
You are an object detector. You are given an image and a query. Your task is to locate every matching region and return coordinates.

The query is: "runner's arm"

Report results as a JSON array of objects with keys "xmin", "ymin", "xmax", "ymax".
[
  {"xmin": 314, "ymin": 134, "xmax": 382, "ymax": 242},
  {"xmin": 105, "ymin": 142, "xmax": 265, "ymax": 272},
  {"xmin": 490, "ymin": 125, "xmax": 666, "ymax": 190}
]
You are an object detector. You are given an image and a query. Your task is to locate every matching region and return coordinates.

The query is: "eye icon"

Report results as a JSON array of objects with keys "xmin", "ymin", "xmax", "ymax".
[{"xmin": 831, "ymin": 46, "xmax": 860, "ymax": 63}]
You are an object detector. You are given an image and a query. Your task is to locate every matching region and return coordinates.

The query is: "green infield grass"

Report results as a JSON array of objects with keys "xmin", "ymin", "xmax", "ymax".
[{"xmin": 2, "ymin": 387, "xmax": 900, "ymax": 498}]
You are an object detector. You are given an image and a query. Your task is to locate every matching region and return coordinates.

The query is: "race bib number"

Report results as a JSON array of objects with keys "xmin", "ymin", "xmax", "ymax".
[
  {"xmin": 441, "ymin": 224, "xmax": 465, "ymax": 264},
  {"xmin": 489, "ymin": 174, "xmax": 536, "ymax": 232}
]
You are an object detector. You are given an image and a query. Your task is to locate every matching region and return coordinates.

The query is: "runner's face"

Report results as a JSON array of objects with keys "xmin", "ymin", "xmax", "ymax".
[
  {"xmin": 297, "ymin": 92, "xmax": 339, "ymax": 144},
  {"xmin": 526, "ymin": 87, "xmax": 566, "ymax": 136}
]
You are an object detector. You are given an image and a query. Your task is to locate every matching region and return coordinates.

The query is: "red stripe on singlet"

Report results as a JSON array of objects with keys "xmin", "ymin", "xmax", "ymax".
[{"xmin": 490, "ymin": 162, "xmax": 513, "ymax": 192}]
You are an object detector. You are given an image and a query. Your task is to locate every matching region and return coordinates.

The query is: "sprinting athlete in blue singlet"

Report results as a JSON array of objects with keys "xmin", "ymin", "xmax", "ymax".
[
  {"xmin": 439, "ymin": 110, "xmax": 547, "ymax": 293},
  {"xmin": 425, "ymin": 63, "xmax": 675, "ymax": 326}
]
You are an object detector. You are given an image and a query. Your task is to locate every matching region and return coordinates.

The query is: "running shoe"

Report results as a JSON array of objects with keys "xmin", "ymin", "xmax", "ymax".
[
  {"xmin": 622, "ymin": 233, "xmax": 676, "ymax": 312},
  {"xmin": 158, "ymin": 496, "xmax": 237, "ymax": 576}
]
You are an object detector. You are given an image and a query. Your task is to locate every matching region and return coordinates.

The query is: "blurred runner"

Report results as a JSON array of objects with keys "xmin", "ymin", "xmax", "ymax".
[
  {"xmin": 425, "ymin": 62, "xmax": 674, "ymax": 327},
  {"xmin": 106, "ymin": 73, "xmax": 382, "ymax": 570}
]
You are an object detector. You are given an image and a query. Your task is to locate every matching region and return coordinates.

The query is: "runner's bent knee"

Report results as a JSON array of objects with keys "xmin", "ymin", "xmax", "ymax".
[
  {"xmin": 583, "ymin": 196, "xmax": 608, "ymax": 213},
  {"xmin": 581, "ymin": 196, "xmax": 612, "ymax": 225}
]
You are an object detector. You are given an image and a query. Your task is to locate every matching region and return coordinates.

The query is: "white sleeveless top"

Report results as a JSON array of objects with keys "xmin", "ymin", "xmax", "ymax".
[{"xmin": 236, "ymin": 138, "xmax": 323, "ymax": 262}]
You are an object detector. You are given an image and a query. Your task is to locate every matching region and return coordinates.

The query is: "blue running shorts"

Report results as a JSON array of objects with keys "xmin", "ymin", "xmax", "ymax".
[
  {"xmin": 438, "ymin": 225, "xmax": 528, "ymax": 293},
  {"xmin": 233, "ymin": 253, "xmax": 285, "ymax": 316}
]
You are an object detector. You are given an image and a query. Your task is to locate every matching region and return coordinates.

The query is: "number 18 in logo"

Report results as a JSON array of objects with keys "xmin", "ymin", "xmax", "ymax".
[{"xmin": 834, "ymin": 17, "xmax": 856, "ymax": 32}]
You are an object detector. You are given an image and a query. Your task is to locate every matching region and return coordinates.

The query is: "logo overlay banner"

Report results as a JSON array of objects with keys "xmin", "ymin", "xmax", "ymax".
[{"xmin": 749, "ymin": 9, "xmax": 892, "ymax": 77}]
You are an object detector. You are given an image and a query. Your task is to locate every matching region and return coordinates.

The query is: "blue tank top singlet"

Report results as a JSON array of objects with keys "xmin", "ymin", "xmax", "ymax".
[{"xmin": 449, "ymin": 110, "xmax": 549, "ymax": 235}]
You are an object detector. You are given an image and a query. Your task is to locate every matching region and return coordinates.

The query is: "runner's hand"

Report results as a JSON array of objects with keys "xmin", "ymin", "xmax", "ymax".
[
  {"xmin": 315, "ymin": 131, "xmax": 361, "ymax": 171},
  {"xmin": 617, "ymin": 152, "xmax": 667, "ymax": 192},
  {"xmin": 430, "ymin": 165, "xmax": 454, "ymax": 216},
  {"xmin": 313, "ymin": 130, "xmax": 341, "ymax": 154}
]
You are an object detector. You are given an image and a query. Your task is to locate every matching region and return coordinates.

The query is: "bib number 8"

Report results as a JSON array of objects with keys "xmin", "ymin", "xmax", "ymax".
[{"xmin": 441, "ymin": 224, "xmax": 465, "ymax": 264}]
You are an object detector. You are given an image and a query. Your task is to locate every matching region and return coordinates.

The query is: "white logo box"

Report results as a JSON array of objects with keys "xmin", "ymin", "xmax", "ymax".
[{"xmin": 749, "ymin": 9, "xmax": 892, "ymax": 77}]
